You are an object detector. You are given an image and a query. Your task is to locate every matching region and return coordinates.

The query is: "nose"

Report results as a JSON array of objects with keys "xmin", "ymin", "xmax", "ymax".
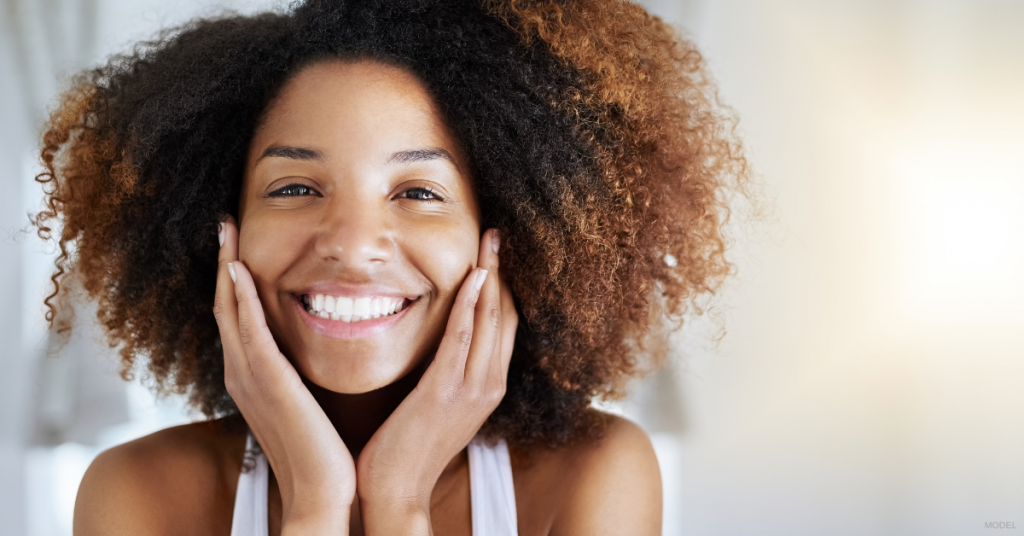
[{"xmin": 313, "ymin": 194, "xmax": 395, "ymax": 266}]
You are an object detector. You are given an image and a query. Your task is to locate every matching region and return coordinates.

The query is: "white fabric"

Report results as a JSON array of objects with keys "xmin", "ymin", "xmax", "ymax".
[
  {"xmin": 229, "ymin": 435, "xmax": 518, "ymax": 535},
  {"xmin": 230, "ymin": 435, "xmax": 269, "ymax": 536},
  {"xmin": 467, "ymin": 437, "xmax": 519, "ymax": 536}
]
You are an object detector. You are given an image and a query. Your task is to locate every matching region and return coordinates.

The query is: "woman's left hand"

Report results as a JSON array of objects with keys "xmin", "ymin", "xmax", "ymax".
[{"xmin": 356, "ymin": 228, "xmax": 517, "ymax": 534}]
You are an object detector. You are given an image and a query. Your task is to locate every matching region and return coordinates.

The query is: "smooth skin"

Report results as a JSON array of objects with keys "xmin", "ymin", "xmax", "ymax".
[{"xmin": 73, "ymin": 60, "xmax": 662, "ymax": 536}]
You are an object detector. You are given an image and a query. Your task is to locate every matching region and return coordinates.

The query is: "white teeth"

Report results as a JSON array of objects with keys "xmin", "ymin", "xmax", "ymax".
[
  {"xmin": 306, "ymin": 293, "xmax": 409, "ymax": 323},
  {"xmin": 324, "ymin": 295, "xmax": 336, "ymax": 314},
  {"xmin": 353, "ymin": 297, "xmax": 370, "ymax": 318},
  {"xmin": 370, "ymin": 297, "xmax": 382, "ymax": 318},
  {"xmin": 337, "ymin": 297, "xmax": 353, "ymax": 316}
]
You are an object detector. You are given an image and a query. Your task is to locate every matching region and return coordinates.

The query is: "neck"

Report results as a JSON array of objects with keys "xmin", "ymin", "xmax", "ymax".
[{"xmin": 303, "ymin": 359, "xmax": 429, "ymax": 459}]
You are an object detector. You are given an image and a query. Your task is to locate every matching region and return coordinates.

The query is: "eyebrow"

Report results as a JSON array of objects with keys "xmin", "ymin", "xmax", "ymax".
[
  {"xmin": 258, "ymin": 145, "xmax": 324, "ymax": 162},
  {"xmin": 387, "ymin": 148, "xmax": 459, "ymax": 169}
]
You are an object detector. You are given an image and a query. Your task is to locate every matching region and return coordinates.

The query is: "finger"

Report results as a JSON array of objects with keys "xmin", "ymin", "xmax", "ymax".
[
  {"xmin": 213, "ymin": 216, "xmax": 245, "ymax": 377},
  {"xmin": 231, "ymin": 259, "xmax": 288, "ymax": 378},
  {"xmin": 433, "ymin": 266, "xmax": 488, "ymax": 377},
  {"xmin": 496, "ymin": 275, "xmax": 518, "ymax": 384},
  {"xmin": 465, "ymin": 229, "xmax": 502, "ymax": 382},
  {"xmin": 486, "ymin": 243, "xmax": 517, "ymax": 386}
]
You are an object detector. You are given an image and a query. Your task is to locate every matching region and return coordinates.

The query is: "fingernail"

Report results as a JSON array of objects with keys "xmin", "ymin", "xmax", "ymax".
[
  {"xmin": 491, "ymin": 232, "xmax": 500, "ymax": 254},
  {"xmin": 218, "ymin": 223, "xmax": 225, "ymax": 247},
  {"xmin": 227, "ymin": 262, "xmax": 237, "ymax": 283},
  {"xmin": 474, "ymin": 269, "xmax": 488, "ymax": 291}
]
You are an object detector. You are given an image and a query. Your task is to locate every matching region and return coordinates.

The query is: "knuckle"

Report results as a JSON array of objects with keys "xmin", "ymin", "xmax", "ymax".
[
  {"xmin": 455, "ymin": 329, "xmax": 473, "ymax": 349},
  {"xmin": 224, "ymin": 374, "xmax": 244, "ymax": 399},
  {"xmin": 237, "ymin": 321, "xmax": 255, "ymax": 346},
  {"xmin": 212, "ymin": 301, "xmax": 225, "ymax": 323},
  {"xmin": 488, "ymin": 306, "xmax": 502, "ymax": 328},
  {"xmin": 486, "ymin": 388, "xmax": 504, "ymax": 407},
  {"xmin": 473, "ymin": 381, "xmax": 503, "ymax": 406}
]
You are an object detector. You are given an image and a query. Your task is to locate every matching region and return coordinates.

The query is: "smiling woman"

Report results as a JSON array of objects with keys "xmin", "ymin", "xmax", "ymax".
[
  {"xmin": 239, "ymin": 61, "xmax": 483, "ymax": 395},
  {"xmin": 32, "ymin": 0, "xmax": 747, "ymax": 534}
]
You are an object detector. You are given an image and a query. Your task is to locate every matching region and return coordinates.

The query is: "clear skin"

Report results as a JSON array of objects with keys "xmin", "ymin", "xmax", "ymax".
[
  {"xmin": 223, "ymin": 60, "xmax": 517, "ymax": 534},
  {"xmin": 238, "ymin": 60, "xmax": 487, "ymax": 396},
  {"xmin": 72, "ymin": 59, "xmax": 663, "ymax": 536}
]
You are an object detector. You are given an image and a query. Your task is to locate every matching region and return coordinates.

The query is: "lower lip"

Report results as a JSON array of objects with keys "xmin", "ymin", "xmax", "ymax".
[{"xmin": 295, "ymin": 297, "xmax": 416, "ymax": 339}]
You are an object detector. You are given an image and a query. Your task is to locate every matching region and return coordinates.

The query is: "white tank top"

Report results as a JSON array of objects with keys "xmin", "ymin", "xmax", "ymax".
[{"xmin": 230, "ymin": 435, "xmax": 518, "ymax": 535}]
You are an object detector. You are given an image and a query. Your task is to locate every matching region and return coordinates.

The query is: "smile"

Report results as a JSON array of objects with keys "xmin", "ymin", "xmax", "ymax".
[
  {"xmin": 301, "ymin": 294, "xmax": 409, "ymax": 323},
  {"xmin": 295, "ymin": 292, "xmax": 418, "ymax": 340}
]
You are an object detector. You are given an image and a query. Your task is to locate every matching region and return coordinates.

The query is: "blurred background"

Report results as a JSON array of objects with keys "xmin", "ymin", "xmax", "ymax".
[{"xmin": 2, "ymin": 0, "xmax": 1022, "ymax": 534}]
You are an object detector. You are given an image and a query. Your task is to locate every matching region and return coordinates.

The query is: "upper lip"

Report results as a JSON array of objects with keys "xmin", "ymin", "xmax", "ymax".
[{"xmin": 293, "ymin": 282, "xmax": 420, "ymax": 300}]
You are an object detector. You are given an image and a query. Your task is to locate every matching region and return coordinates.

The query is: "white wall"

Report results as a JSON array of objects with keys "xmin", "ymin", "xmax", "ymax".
[{"xmin": 655, "ymin": 1, "xmax": 1024, "ymax": 534}]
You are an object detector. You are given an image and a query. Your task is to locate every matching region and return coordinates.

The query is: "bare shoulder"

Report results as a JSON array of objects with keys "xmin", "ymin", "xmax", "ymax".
[
  {"xmin": 74, "ymin": 419, "xmax": 245, "ymax": 536},
  {"xmin": 512, "ymin": 411, "xmax": 662, "ymax": 536}
]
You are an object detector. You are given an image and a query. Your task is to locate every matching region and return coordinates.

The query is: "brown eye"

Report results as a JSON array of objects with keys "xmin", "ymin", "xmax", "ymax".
[
  {"xmin": 400, "ymin": 187, "xmax": 444, "ymax": 202},
  {"xmin": 267, "ymin": 183, "xmax": 322, "ymax": 197}
]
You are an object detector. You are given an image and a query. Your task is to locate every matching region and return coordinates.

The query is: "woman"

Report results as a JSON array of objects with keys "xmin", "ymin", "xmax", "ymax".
[{"xmin": 35, "ymin": 0, "xmax": 747, "ymax": 534}]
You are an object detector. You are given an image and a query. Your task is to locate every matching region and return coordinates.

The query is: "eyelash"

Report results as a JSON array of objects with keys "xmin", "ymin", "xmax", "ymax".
[
  {"xmin": 400, "ymin": 187, "xmax": 445, "ymax": 202},
  {"xmin": 266, "ymin": 183, "xmax": 321, "ymax": 198},
  {"xmin": 265, "ymin": 184, "xmax": 445, "ymax": 202}
]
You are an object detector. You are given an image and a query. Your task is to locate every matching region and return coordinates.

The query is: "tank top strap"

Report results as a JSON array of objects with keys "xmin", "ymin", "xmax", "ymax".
[
  {"xmin": 467, "ymin": 436, "xmax": 519, "ymax": 536},
  {"xmin": 230, "ymin": 434, "xmax": 269, "ymax": 536},
  {"xmin": 230, "ymin": 434, "xmax": 518, "ymax": 535}
]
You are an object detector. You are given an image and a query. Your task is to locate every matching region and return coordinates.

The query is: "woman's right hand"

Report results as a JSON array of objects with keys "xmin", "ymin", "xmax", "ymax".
[{"xmin": 213, "ymin": 216, "xmax": 355, "ymax": 535}]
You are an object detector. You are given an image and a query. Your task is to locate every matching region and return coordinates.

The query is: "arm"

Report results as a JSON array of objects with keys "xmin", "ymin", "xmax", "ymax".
[{"xmin": 551, "ymin": 416, "xmax": 663, "ymax": 536}]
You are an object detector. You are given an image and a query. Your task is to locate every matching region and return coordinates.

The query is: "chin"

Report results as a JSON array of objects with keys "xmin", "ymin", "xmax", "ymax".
[{"xmin": 288, "ymin": 345, "xmax": 423, "ymax": 394}]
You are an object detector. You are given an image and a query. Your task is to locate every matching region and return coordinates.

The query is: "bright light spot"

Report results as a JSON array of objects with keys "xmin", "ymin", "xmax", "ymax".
[{"xmin": 892, "ymin": 144, "xmax": 1024, "ymax": 316}]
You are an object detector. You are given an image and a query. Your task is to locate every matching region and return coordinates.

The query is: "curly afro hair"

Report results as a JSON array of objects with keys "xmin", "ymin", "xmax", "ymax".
[{"xmin": 34, "ymin": 0, "xmax": 748, "ymax": 447}]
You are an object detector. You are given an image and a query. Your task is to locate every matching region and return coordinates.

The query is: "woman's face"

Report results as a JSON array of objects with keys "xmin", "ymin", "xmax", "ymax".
[{"xmin": 238, "ymin": 60, "xmax": 481, "ymax": 394}]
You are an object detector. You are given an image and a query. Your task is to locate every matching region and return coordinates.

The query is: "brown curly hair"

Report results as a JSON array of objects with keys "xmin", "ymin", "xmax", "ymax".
[{"xmin": 34, "ymin": 0, "xmax": 747, "ymax": 447}]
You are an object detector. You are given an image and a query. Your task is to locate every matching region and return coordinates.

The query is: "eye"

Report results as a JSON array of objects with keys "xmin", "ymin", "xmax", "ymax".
[
  {"xmin": 399, "ymin": 187, "xmax": 445, "ymax": 202},
  {"xmin": 266, "ymin": 183, "xmax": 322, "ymax": 198}
]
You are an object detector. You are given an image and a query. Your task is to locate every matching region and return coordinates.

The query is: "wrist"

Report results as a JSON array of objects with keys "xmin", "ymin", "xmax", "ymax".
[
  {"xmin": 281, "ymin": 509, "xmax": 350, "ymax": 536},
  {"xmin": 281, "ymin": 492, "xmax": 354, "ymax": 535},
  {"xmin": 359, "ymin": 497, "xmax": 432, "ymax": 536}
]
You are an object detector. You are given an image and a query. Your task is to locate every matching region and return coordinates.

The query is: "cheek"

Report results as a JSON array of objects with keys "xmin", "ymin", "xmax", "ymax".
[
  {"xmin": 238, "ymin": 216, "xmax": 305, "ymax": 301},
  {"xmin": 405, "ymin": 222, "xmax": 480, "ymax": 301}
]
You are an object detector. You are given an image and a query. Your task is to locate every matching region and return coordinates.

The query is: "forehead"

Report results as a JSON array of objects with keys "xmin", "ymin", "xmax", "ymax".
[{"xmin": 250, "ymin": 59, "xmax": 465, "ymax": 167}]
